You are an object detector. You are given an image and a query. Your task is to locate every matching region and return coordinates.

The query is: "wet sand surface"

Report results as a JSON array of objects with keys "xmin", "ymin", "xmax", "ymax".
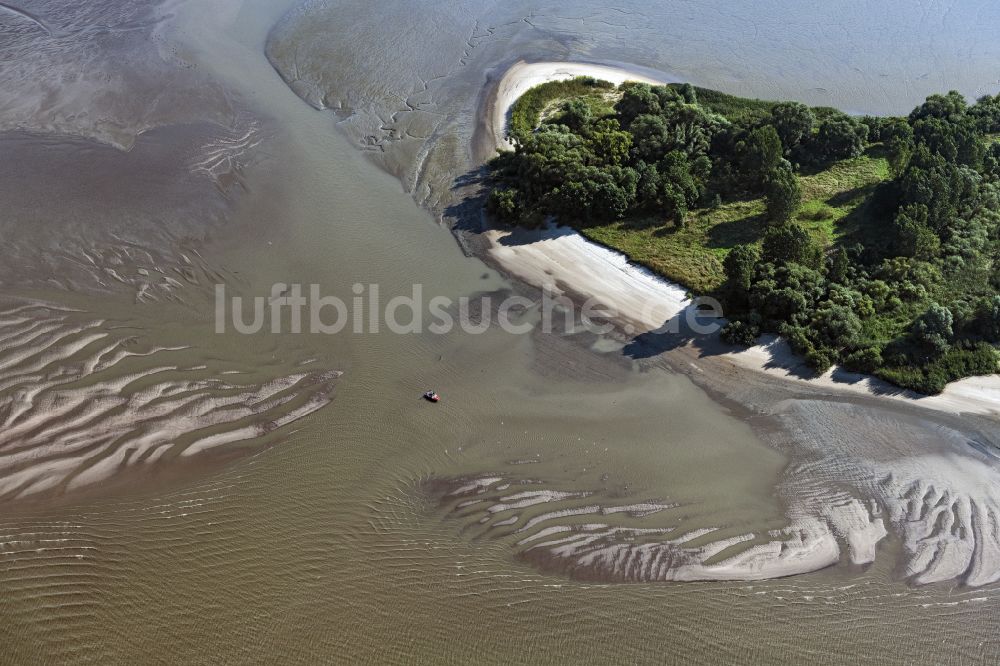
[{"xmin": 1, "ymin": 0, "xmax": 999, "ymax": 663}]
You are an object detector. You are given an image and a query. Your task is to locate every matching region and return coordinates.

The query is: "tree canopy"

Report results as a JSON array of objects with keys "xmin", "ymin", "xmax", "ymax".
[{"xmin": 488, "ymin": 79, "xmax": 1000, "ymax": 393}]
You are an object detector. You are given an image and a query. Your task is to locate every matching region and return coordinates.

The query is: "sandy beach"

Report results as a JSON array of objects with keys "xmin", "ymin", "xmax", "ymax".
[{"xmin": 485, "ymin": 60, "xmax": 1000, "ymax": 417}]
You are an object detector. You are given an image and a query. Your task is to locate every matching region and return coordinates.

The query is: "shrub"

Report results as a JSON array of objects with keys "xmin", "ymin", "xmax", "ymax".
[
  {"xmin": 844, "ymin": 346, "xmax": 883, "ymax": 374},
  {"xmin": 811, "ymin": 303, "xmax": 863, "ymax": 349},
  {"xmin": 781, "ymin": 323, "xmax": 817, "ymax": 357},
  {"xmin": 761, "ymin": 223, "xmax": 820, "ymax": 267},
  {"xmin": 889, "ymin": 343, "xmax": 1000, "ymax": 394},
  {"xmin": 976, "ymin": 296, "xmax": 1000, "ymax": 342},
  {"xmin": 721, "ymin": 319, "xmax": 760, "ymax": 346},
  {"xmin": 806, "ymin": 348, "xmax": 835, "ymax": 374},
  {"xmin": 509, "ymin": 77, "xmax": 614, "ymax": 141},
  {"xmin": 912, "ymin": 303, "xmax": 954, "ymax": 355},
  {"xmin": 487, "ymin": 188, "xmax": 522, "ymax": 223},
  {"xmin": 799, "ymin": 202, "xmax": 835, "ymax": 221}
]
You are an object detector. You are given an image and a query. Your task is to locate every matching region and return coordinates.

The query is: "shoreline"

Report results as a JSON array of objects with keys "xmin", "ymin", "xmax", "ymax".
[{"xmin": 483, "ymin": 60, "xmax": 1000, "ymax": 417}]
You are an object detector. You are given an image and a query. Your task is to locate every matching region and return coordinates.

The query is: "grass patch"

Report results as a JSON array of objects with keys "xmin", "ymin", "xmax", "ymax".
[
  {"xmin": 796, "ymin": 153, "xmax": 890, "ymax": 244},
  {"xmin": 540, "ymin": 93, "xmax": 617, "ymax": 126},
  {"xmin": 581, "ymin": 199, "xmax": 766, "ymax": 294},
  {"xmin": 581, "ymin": 155, "xmax": 890, "ymax": 294},
  {"xmin": 509, "ymin": 77, "xmax": 615, "ymax": 140}
]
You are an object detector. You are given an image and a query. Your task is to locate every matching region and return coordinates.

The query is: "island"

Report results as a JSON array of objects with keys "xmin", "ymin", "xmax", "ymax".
[{"xmin": 486, "ymin": 73, "xmax": 1000, "ymax": 394}]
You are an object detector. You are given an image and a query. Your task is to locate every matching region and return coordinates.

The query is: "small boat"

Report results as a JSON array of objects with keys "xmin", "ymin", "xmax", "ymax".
[{"xmin": 423, "ymin": 390, "xmax": 440, "ymax": 403}]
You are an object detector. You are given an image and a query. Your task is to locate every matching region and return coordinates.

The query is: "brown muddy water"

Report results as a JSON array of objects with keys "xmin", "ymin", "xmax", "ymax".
[{"xmin": 1, "ymin": 0, "xmax": 999, "ymax": 663}]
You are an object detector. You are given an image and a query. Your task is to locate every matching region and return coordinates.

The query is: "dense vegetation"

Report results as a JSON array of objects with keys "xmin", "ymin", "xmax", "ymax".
[{"xmin": 487, "ymin": 78, "xmax": 1000, "ymax": 393}]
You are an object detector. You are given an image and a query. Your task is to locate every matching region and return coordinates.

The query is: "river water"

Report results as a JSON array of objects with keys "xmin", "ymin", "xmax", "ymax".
[{"xmin": 1, "ymin": 0, "xmax": 999, "ymax": 663}]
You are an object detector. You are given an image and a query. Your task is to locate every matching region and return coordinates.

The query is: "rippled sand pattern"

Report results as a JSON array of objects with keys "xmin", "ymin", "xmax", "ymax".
[
  {"xmin": 779, "ymin": 400, "xmax": 1000, "ymax": 587},
  {"xmin": 2, "ymin": 0, "xmax": 999, "ymax": 661},
  {"xmin": 425, "ymin": 395, "xmax": 1000, "ymax": 587},
  {"xmin": 426, "ymin": 473, "xmax": 839, "ymax": 582},
  {"xmin": 0, "ymin": 299, "xmax": 340, "ymax": 501}
]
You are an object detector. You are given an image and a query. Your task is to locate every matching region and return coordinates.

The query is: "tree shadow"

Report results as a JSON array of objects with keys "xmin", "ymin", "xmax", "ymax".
[
  {"xmin": 622, "ymin": 305, "xmax": 720, "ymax": 358},
  {"xmin": 493, "ymin": 223, "xmax": 576, "ymax": 247},
  {"xmin": 705, "ymin": 211, "xmax": 766, "ymax": 248},
  {"xmin": 864, "ymin": 143, "xmax": 890, "ymax": 160},
  {"xmin": 795, "ymin": 161, "xmax": 830, "ymax": 177},
  {"xmin": 831, "ymin": 182, "xmax": 897, "ymax": 255},
  {"xmin": 649, "ymin": 214, "xmax": 711, "ymax": 237},
  {"xmin": 825, "ymin": 183, "xmax": 875, "ymax": 208},
  {"xmin": 617, "ymin": 215, "xmax": 667, "ymax": 232},
  {"xmin": 622, "ymin": 310, "xmax": 932, "ymax": 397},
  {"xmin": 443, "ymin": 165, "xmax": 490, "ymax": 234},
  {"xmin": 623, "ymin": 313, "xmax": 821, "ymax": 380}
]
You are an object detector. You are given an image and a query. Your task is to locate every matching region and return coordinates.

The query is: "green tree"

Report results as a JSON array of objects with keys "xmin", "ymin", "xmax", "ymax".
[
  {"xmin": 662, "ymin": 186, "xmax": 688, "ymax": 224},
  {"xmin": 557, "ymin": 99, "xmax": 592, "ymax": 132},
  {"xmin": 676, "ymin": 83, "xmax": 698, "ymax": 104},
  {"xmin": 813, "ymin": 117, "xmax": 866, "ymax": 161},
  {"xmin": 909, "ymin": 91, "xmax": 968, "ymax": 123},
  {"xmin": 770, "ymin": 101, "xmax": 815, "ymax": 153},
  {"xmin": 659, "ymin": 102, "xmax": 722, "ymax": 158},
  {"xmin": 984, "ymin": 143, "xmax": 1000, "ymax": 177},
  {"xmin": 486, "ymin": 188, "xmax": 522, "ymax": 223},
  {"xmin": 970, "ymin": 93, "xmax": 1000, "ymax": 132},
  {"xmin": 723, "ymin": 244, "xmax": 760, "ymax": 293},
  {"xmin": 634, "ymin": 161, "xmax": 661, "ymax": 208},
  {"xmin": 761, "ymin": 222, "xmax": 819, "ymax": 266},
  {"xmin": 658, "ymin": 150, "xmax": 708, "ymax": 208},
  {"xmin": 614, "ymin": 83, "xmax": 662, "ymax": 127},
  {"xmin": 912, "ymin": 117, "xmax": 963, "ymax": 163},
  {"xmin": 976, "ymin": 296, "xmax": 1000, "ymax": 342},
  {"xmin": 763, "ymin": 163, "xmax": 802, "ymax": 223},
  {"xmin": 883, "ymin": 118, "xmax": 915, "ymax": 177},
  {"xmin": 892, "ymin": 203, "xmax": 940, "ymax": 259},
  {"xmin": 587, "ymin": 119, "xmax": 632, "ymax": 165},
  {"xmin": 827, "ymin": 246, "xmax": 851, "ymax": 283},
  {"xmin": 629, "ymin": 114, "xmax": 670, "ymax": 162},
  {"xmin": 742, "ymin": 125, "xmax": 784, "ymax": 184},
  {"xmin": 912, "ymin": 303, "xmax": 954, "ymax": 355},
  {"xmin": 898, "ymin": 145, "xmax": 979, "ymax": 233}
]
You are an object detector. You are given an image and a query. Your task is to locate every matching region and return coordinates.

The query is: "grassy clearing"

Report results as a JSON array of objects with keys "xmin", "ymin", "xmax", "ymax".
[
  {"xmin": 797, "ymin": 150, "xmax": 890, "ymax": 242},
  {"xmin": 581, "ymin": 153, "xmax": 891, "ymax": 294},
  {"xmin": 508, "ymin": 77, "xmax": 615, "ymax": 140},
  {"xmin": 539, "ymin": 92, "xmax": 617, "ymax": 125}
]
